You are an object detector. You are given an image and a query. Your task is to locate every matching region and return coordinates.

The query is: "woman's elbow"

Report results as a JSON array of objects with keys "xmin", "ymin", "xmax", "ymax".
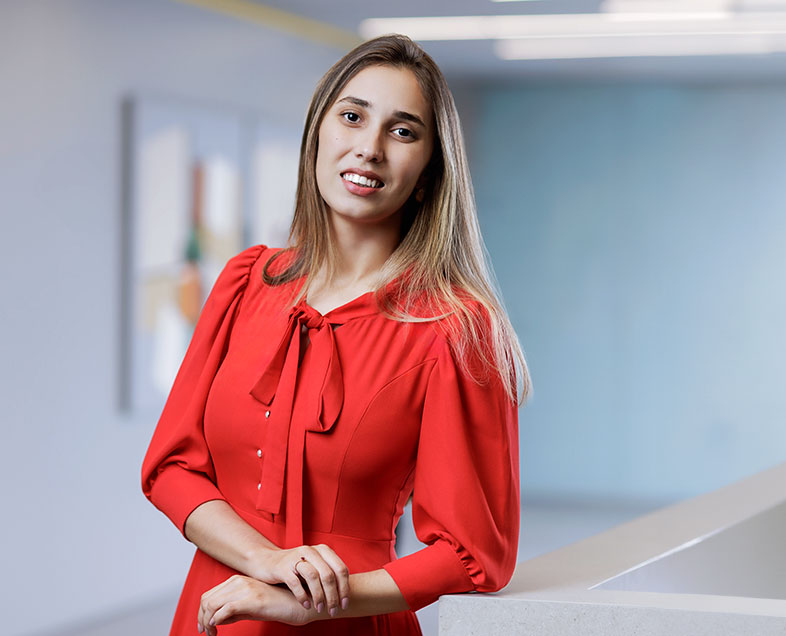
[{"xmin": 471, "ymin": 547, "xmax": 518, "ymax": 594}]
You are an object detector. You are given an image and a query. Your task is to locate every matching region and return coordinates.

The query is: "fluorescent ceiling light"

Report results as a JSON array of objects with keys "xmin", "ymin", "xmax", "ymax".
[
  {"xmin": 495, "ymin": 32, "xmax": 784, "ymax": 58},
  {"xmin": 605, "ymin": 12, "xmax": 732, "ymax": 21},
  {"xmin": 358, "ymin": 13, "xmax": 786, "ymax": 41},
  {"xmin": 602, "ymin": 0, "xmax": 786, "ymax": 11},
  {"xmin": 601, "ymin": 0, "xmax": 733, "ymax": 11},
  {"xmin": 359, "ymin": 11, "xmax": 786, "ymax": 60}
]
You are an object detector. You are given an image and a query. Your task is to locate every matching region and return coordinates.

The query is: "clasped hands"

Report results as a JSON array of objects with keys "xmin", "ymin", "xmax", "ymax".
[{"xmin": 197, "ymin": 543, "xmax": 350, "ymax": 634}]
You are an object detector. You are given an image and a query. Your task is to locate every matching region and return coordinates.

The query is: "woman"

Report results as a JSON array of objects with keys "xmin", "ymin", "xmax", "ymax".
[{"xmin": 141, "ymin": 34, "xmax": 530, "ymax": 635}]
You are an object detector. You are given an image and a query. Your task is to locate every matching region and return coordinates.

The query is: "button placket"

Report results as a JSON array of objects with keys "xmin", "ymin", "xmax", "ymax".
[
  {"xmin": 256, "ymin": 410, "xmax": 269, "ymax": 492},
  {"xmin": 248, "ymin": 303, "xmax": 345, "ymax": 547}
]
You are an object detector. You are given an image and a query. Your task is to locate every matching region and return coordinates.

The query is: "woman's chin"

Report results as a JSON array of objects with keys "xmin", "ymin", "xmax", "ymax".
[{"xmin": 328, "ymin": 206, "xmax": 403, "ymax": 228}]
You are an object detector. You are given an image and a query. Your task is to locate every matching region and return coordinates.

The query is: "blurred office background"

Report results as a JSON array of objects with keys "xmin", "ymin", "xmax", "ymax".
[{"xmin": 2, "ymin": 0, "xmax": 785, "ymax": 634}]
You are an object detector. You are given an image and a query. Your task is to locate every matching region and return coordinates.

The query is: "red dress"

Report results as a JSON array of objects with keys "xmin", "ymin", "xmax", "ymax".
[{"xmin": 141, "ymin": 245, "xmax": 520, "ymax": 635}]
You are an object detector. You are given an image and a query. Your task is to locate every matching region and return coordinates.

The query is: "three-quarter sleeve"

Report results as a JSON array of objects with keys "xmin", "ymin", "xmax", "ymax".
[
  {"xmin": 140, "ymin": 244, "xmax": 266, "ymax": 537},
  {"xmin": 382, "ymin": 332, "xmax": 521, "ymax": 611}
]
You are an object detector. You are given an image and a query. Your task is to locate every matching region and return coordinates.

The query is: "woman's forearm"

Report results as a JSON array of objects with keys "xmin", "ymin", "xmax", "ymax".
[
  {"xmin": 198, "ymin": 568, "xmax": 410, "ymax": 632},
  {"xmin": 184, "ymin": 499, "xmax": 277, "ymax": 579},
  {"xmin": 185, "ymin": 500, "xmax": 409, "ymax": 621}
]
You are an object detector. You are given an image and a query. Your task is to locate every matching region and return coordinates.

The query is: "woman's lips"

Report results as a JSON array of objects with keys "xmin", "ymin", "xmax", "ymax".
[{"xmin": 341, "ymin": 172, "xmax": 384, "ymax": 197}]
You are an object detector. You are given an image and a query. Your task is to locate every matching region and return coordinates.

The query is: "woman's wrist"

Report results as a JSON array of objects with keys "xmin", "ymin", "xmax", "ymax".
[
  {"xmin": 307, "ymin": 569, "xmax": 408, "ymax": 621},
  {"xmin": 184, "ymin": 500, "xmax": 281, "ymax": 580},
  {"xmin": 243, "ymin": 543, "xmax": 278, "ymax": 580}
]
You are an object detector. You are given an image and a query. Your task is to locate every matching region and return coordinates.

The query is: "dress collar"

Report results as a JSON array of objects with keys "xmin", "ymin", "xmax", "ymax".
[{"xmin": 294, "ymin": 274, "xmax": 392, "ymax": 325}]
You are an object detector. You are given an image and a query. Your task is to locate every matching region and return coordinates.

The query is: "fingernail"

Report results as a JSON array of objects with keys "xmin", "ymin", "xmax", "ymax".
[
  {"xmin": 209, "ymin": 618, "xmax": 215, "ymax": 626},
  {"xmin": 341, "ymin": 597, "xmax": 349, "ymax": 610},
  {"xmin": 197, "ymin": 623, "xmax": 203, "ymax": 634},
  {"xmin": 329, "ymin": 607, "xmax": 337, "ymax": 617},
  {"xmin": 302, "ymin": 599, "xmax": 311, "ymax": 610},
  {"xmin": 317, "ymin": 602, "xmax": 324, "ymax": 613}
]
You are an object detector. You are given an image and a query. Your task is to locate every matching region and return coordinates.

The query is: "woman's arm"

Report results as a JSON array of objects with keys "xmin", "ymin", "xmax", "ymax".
[
  {"xmin": 184, "ymin": 500, "xmax": 278, "ymax": 578},
  {"xmin": 185, "ymin": 500, "xmax": 351, "ymax": 615},
  {"xmin": 322, "ymin": 569, "xmax": 408, "ymax": 619},
  {"xmin": 197, "ymin": 568, "xmax": 408, "ymax": 634}
]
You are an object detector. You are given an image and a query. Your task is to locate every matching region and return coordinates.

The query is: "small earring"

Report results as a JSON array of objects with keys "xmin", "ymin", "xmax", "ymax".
[{"xmin": 415, "ymin": 188, "xmax": 425, "ymax": 203}]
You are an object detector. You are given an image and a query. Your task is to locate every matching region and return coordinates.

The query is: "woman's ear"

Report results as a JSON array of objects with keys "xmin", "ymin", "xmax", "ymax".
[
  {"xmin": 415, "ymin": 148, "xmax": 438, "ymax": 202},
  {"xmin": 414, "ymin": 171, "xmax": 429, "ymax": 202},
  {"xmin": 417, "ymin": 146, "xmax": 439, "ymax": 190}
]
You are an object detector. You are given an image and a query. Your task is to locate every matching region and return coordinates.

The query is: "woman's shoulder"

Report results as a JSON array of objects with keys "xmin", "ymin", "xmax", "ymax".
[
  {"xmin": 247, "ymin": 245, "xmax": 300, "ymax": 278},
  {"xmin": 222, "ymin": 244, "xmax": 296, "ymax": 280},
  {"xmin": 419, "ymin": 293, "xmax": 504, "ymax": 383},
  {"xmin": 418, "ymin": 291, "xmax": 491, "ymax": 335},
  {"xmin": 389, "ymin": 288, "xmax": 491, "ymax": 355},
  {"xmin": 226, "ymin": 243, "xmax": 269, "ymax": 268},
  {"xmin": 229, "ymin": 244, "xmax": 289, "ymax": 266}
]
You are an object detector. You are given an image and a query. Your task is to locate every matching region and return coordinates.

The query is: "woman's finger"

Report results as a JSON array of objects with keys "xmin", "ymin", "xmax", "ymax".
[
  {"xmin": 313, "ymin": 543, "xmax": 351, "ymax": 610},
  {"xmin": 199, "ymin": 575, "xmax": 241, "ymax": 635},
  {"xmin": 210, "ymin": 600, "xmax": 240, "ymax": 629},
  {"xmin": 303, "ymin": 549, "xmax": 340, "ymax": 616},
  {"xmin": 198, "ymin": 590, "xmax": 214, "ymax": 635},
  {"xmin": 209, "ymin": 594, "xmax": 261, "ymax": 627},
  {"xmin": 299, "ymin": 544, "xmax": 347, "ymax": 615},
  {"xmin": 294, "ymin": 558, "xmax": 327, "ymax": 613},
  {"xmin": 282, "ymin": 566, "xmax": 312, "ymax": 609},
  {"xmin": 199, "ymin": 593, "xmax": 220, "ymax": 636}
]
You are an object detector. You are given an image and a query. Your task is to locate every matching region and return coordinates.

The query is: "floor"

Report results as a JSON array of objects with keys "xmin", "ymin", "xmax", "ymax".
[{"xmin": 37, "ymin": 498, "xmax": 662, "ymax": 636}]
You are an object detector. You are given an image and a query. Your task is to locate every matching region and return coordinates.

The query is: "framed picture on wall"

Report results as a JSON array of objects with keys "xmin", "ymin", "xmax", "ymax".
[{"xmin": 120, "ymin": 94, "xmax": 299, "ymax": 413}]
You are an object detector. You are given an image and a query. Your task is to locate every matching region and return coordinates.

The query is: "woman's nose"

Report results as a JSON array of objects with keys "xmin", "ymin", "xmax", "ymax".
[{"xmin": 355, "ymin": 129, "xmax": 384, "ymax": 163}]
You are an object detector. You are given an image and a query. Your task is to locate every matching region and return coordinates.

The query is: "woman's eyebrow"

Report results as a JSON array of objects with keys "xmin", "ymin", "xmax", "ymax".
[{"xmin": 336, "ymin": 95, "xmax": 427, "ymax": 129}]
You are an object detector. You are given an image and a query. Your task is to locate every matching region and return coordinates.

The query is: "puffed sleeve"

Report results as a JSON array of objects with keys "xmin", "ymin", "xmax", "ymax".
[
  {"xmin": 140, "ymin": 244, "xmax": 266, "ymax": 537},
  {"xmin": 382, "ymin": 332, "xmax": 521, "ymax": 611}
]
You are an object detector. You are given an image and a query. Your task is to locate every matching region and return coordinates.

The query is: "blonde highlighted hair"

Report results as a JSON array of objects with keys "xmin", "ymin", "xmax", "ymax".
[{"xmin": 263, "ymin": 34, "xmax": 531, "ymax": 405}]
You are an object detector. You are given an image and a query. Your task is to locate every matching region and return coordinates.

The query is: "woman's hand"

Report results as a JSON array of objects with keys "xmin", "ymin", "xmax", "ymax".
[
  {"xmin": 197, "ymin": 575, "xmax": 312, "ymax": 634},
  {"xmin": 250, "ymin": 544, "xmax": 350, "ymax": 616}
]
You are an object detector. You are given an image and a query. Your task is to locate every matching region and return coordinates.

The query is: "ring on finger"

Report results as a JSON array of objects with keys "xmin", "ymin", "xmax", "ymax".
[{"xmin": 292, "ymin": 555, "xmax": 308, "ymax": 576}]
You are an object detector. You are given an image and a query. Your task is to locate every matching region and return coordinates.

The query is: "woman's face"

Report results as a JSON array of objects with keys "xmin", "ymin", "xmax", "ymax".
[{"xmin": 315, "ymin": 64, "xmax": 434, "ymax": 229}]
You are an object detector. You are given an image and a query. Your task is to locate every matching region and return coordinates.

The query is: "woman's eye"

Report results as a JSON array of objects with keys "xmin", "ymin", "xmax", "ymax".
[
  {"xmin": 393, "ymin": 127, "xmax": 414, "ymax": 140},
  {"xmin": 342, "ymin": 112, "xmax": 360, "ymax": 123}
]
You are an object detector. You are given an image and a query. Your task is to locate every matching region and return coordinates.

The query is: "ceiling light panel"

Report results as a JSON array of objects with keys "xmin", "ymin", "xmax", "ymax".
[
  {"xmin": 495, "ymin": 32, "xmax": 785, "ymax": 58},
  {"xmin": 358, "ymin": 13, "xmax": 786, "ymax": 41},
  {"xmin": 600, "ymin": 0, "xmax": 733, "ymax": 12}
]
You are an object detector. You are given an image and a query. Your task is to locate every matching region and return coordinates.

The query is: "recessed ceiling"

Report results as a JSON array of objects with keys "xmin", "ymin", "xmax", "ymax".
[{"xmin": 243, "ymin": 0, "xmax": 786, "ymax": 81}]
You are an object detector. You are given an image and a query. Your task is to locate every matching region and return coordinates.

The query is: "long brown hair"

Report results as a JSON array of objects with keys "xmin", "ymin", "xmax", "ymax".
[{"xmin": 263, "ymin": 34, "xmax": 531, "ymax": 405}]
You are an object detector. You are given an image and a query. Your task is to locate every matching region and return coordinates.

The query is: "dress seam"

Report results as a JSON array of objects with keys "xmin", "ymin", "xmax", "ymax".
[
  {"xmin": 234, "ymin": 244, "xmax": 268, "ymax": 320},
  {"xmin": 329, "ymin": 357, "xmax": 439, "ymax": 533},
  {"xmin": 389, "ymin": 463, "xmax": 417, "ymax": 554}
]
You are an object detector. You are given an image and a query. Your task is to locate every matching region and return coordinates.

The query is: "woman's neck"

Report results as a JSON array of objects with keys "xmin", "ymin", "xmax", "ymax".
[{"xmin": 324, "ymin": 211, "xmax": 402, "ymax": 287}]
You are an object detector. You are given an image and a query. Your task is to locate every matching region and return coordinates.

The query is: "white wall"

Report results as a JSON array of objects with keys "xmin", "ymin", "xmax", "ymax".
[
  {"xmin": 0, "ymin": 2, "xmax": 341, "ymax": 634},
  {"xmin": 471, "ymin": 82, "xmax": 786, "ymax": 502}
]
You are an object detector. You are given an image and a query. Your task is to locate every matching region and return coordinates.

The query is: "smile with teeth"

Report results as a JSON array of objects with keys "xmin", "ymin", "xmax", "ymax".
[{"xmin": 342, "ymin": 173, "xmax": 383, "ymax": 188}]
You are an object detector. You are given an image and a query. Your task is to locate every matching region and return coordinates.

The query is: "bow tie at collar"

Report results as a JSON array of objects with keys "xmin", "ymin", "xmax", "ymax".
[
  {"xmin": 248, "ymin": 301, "xmax": 346, "ymax": 547},
  {"xmin": 250, "ymin": 303, "xmax": 344, "ymax": 432}
]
